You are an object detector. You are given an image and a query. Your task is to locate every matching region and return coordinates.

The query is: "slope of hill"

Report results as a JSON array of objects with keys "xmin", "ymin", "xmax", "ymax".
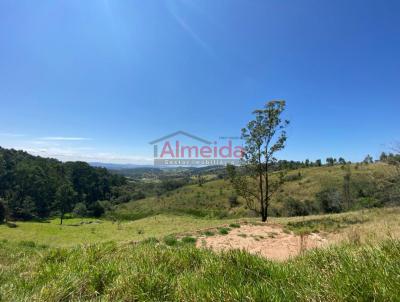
[
  {"xmin": 1, "ymin": 208, "xmax": 399, "ymax": 301},
  {"xmin": 112, "ymin": 162, "xmax": 396, "ymax": 220}
]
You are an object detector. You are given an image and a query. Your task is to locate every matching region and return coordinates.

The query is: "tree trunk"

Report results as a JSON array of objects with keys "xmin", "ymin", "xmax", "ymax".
[
  {"xmin": 60, "ymin": 212, "xmax": 64, "ymax": 225},
  {"xmin": 261, "ymin": 206, "xmax": 268, "ymax": 222}
]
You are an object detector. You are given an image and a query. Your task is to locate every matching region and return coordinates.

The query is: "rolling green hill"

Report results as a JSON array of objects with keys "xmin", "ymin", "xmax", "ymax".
[{"xmin": 112, "ymin": 162, "xmax": 396, "ymax": 220}]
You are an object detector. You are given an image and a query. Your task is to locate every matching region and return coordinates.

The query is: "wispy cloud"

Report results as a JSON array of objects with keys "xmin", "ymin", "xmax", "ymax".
[
  {"xmin": 39, "ymin": 136, "xmax": 92, "ymax": 141},
  {"xmin": 0, "ymin": 132, "xmax": 25, "ymax": 137},
  {"xmin": 23, "ymin": 147, "xmax": 153, "ymax": 164}
]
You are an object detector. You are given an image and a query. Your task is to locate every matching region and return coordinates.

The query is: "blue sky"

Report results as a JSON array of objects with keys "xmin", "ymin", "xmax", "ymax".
[{"xmin": 0, "ymin": 0, "xmax": 399, "ymax": 164}]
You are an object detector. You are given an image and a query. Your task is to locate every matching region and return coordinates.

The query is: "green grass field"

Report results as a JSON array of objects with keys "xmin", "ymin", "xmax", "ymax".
[
  {"xmin": 0, "ymin": 236, "xmax": 399, "ymax": 301},
  {"xmin": 2, "ymin": 207, "xmax": 399, "ymax": 247},
  {"xmin": 0, "ymin": 215, "xmax": 241, "ymax": 247},
  {"xmin": 1, "ymin": 207, "xmax": 399, "ymax": 301}
]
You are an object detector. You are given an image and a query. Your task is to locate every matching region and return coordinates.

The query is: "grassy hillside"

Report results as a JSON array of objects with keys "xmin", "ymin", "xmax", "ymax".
[
  {"xmin": 1, "ymin": 206, "xmax": 399, "ymax": 248},
  {"xmin": 0, "ymin": 215, "xmax": 240, "ymax": 247},
  {"xmin": 1, "ymin": 236, "xmax": 399, "ymax": 301},
  {"xmin": 112, "ymin": 163, "xmax": 394, "ymax": 219},
  {"xmin": 1, "ymin": 207, "xmax": 399, "ymax": 300}
]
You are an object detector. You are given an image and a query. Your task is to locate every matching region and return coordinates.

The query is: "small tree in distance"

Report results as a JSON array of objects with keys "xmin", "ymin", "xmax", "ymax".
[
  {"xmin": 55, "ymin": 183, "xmax": 76, "ymax": 225},
  {"xmin": 227, "ymin": 100, "xmax": 289, "ymax": 222}
]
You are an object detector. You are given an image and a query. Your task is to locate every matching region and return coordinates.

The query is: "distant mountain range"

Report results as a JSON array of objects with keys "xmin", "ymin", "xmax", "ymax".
[{"xmin": 89, "ymin": 162, "xmax": 153, "ymax": 170}]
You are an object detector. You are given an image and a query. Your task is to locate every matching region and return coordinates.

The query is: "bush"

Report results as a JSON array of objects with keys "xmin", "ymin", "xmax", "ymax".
[
  {"xmin": 218, "ymin": 227, "xmax": 231, "ymax": 235},
  {"xmin": 88, "ymin": 201, "xmax": 105, "ymax": 218},
  {"xmin": 228, "ymin": 195, "xmax": 239, "ymax": 208},
  {"xmin": 316, "ymin": 188, "xmax": 343, "ymax": 213},
  {"xmin": 229, "ymin": 223, "xmax": 241, "ymax": 228},
  {"xmin": 283, "ymin": 197, "xmax": 310, "ymax": 216},
  {"xmin": 356, "ymin": 197, "xmax": 382, "ymax": 209},
  {"xmin": 73, "ymin": 202, "xmax": 87, "ymax": 217}
]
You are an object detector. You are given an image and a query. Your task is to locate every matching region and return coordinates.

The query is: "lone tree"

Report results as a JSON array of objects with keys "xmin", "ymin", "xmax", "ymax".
[
  {"xmin": 55, "ymin": 183, "xmax": 76, "ymax": 225},
  {"xmin": 227, "ymin": 100, "xmax": 289, "ymax": 222}
]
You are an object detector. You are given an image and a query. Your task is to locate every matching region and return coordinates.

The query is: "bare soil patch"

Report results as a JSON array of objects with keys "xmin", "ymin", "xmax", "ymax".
[{"xmin": 196, "ymin": 223, "xmax": 328, "ymax": 261}]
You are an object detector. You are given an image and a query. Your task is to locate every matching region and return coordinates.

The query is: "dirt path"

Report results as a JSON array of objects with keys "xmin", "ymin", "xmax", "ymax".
[{"xmin": 196, "ymin": 224, "xmax": 328, "ymax": 261}]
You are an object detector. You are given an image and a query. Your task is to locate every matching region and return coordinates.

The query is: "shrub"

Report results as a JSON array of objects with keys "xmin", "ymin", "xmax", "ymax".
[
  {"xmin": 356, "ymin": 197, "xmax": 382, "ymax": 209},
  {"xmin": 88, "ymin": 201, "xmax": 105, "ymax": 218},
  {"xmin": 218, "ymin": 227, "xmax": 231, "ymax": 235},
  {"xmin": 316, "ymin": 188, "xmax": 343, "ymax": 213},
  {"xmin": 283, "ymin": 197, "xmax": 310, "ymax": 216},
  {"xmin": 73, "ymin": 202, "xmax": 87, "ymax": 217},
  {"xmin": 228, "ymin": 195, "xmax": 239, "ymax": 208},
  {"xmin": 229, "ymin": 223, "xmax": 241, "ymax": 228}
]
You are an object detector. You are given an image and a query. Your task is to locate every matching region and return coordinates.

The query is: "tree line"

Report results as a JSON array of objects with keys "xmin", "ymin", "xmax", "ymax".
[{"xmin": 0, "ymin": 147, "xmax": 126, "ymax": 223}]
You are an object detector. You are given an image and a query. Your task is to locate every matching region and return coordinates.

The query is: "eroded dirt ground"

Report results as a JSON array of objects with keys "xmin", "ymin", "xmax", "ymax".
[{"xmin": 196, "ymin": 224, "xmax": 328, "ymax": 261}]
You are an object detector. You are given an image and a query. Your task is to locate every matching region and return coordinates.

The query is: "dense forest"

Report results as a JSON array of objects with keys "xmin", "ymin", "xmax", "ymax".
[{"xmin": 0, "ymin": 147, "xmax": 126, "ymax": 221}]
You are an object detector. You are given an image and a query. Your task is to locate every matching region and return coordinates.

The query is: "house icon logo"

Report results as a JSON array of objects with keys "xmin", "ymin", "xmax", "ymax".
[
  {"xmin": 149, "ymin": 130, "xmax": 212, "ymax": 158},
  {"xmin": 149, "ymin": 130, "xmax": 243, "ymax": 166}
]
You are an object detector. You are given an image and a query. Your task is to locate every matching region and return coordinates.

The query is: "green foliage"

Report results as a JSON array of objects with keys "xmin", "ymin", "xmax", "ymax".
[
  {"xmin": 229, "ymin": 100, "xmax": 289, "ymax": 222},
  {"xmin": 229, "ymin": 223, "xmax": 241, "ymax": 228},
  {"xmin": 55, "ymin": 183, "xmax": 77, "ymax": 224},
  {"xmin": 316, "ymin": 187, "xmax": 343, "ymax": 213},
  {"xmin": 283, "ymin": 197, "xmax": 312, "ymax": 216},
  {"xmin": 72, "ymin": 202, "xmax": 87, "ymax": 217},
  {"xmin": 0, "ymin": 147, "xmax": 126, "ymax": 221},
  {"xmin": 88, "ymin": 201, "xmax": 105, "ymax": 218},
  {"xmin": 228, "ymin": 195, "xmax": 239, "ymax": 208},
  {"xmin": 218, "ymin": 227, "xmax": 231, "ymax": 235},
  {"xmin": 286, "ymin": 216, "xmax": 365, "ymax": 234}
]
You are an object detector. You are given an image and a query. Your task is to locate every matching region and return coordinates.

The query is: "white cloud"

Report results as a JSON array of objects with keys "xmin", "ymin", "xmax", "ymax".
[
  {"xmin": 39, "ymin": 136, "xmax": 92, "ymax": 141},
  {"xmin": 0, "ymin": 132, "xmax": 25, "ymax": 137},
  {"xmin": 23, "ymin": 147, "xmax": 153, "ymax": 164}
]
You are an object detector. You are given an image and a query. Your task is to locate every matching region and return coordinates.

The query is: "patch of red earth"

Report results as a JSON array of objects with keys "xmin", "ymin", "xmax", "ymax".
[{"xmin": 196, "ymin": 224, "xmax": 328, "ymax": 261}]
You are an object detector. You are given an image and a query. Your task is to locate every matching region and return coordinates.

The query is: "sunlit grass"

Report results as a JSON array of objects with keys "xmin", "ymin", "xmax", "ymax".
[
  {"xmin": 0, "ymin": 215, "xmax": 240, "ymax": 247},
  {"xmin": 0, "ymin": 238, "xmax": 399, "ymax": 301}
]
